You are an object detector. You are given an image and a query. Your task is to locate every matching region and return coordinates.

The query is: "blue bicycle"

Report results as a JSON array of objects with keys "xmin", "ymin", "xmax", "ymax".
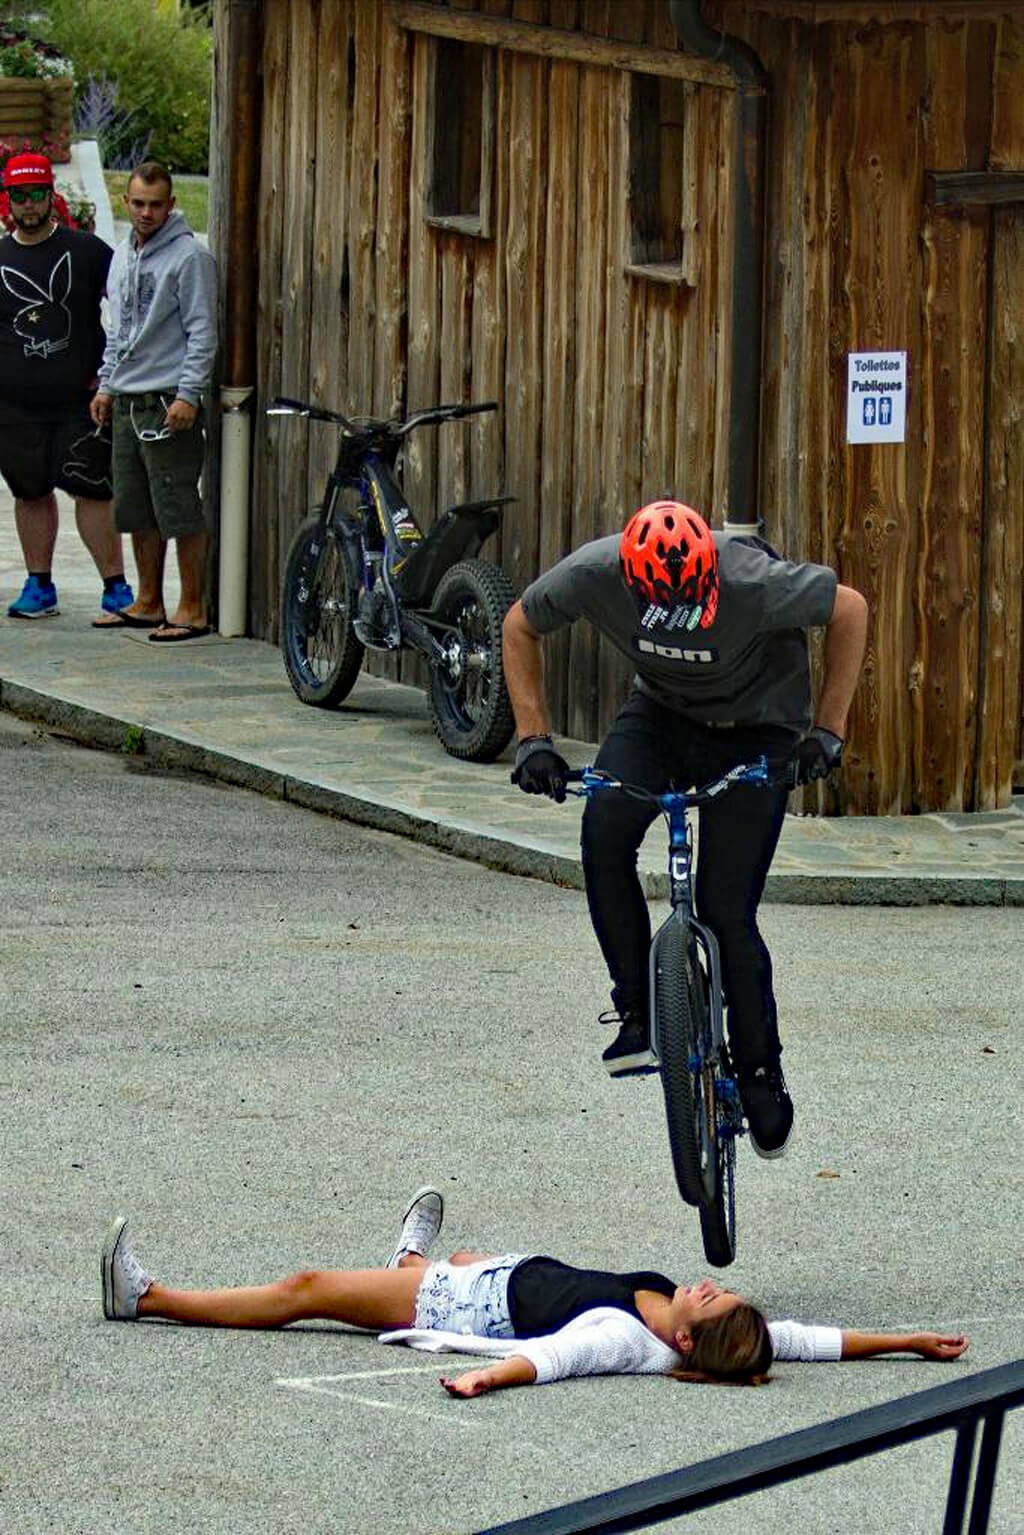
[{"xmin": 566, "ymin": 758, "xmax": 779, "ymax": 1267}]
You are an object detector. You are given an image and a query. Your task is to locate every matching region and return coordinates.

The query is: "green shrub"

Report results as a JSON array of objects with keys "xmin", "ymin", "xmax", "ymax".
[{"xmin": 39, "ymin": 0, "xmax": 212, "ymax": 173}]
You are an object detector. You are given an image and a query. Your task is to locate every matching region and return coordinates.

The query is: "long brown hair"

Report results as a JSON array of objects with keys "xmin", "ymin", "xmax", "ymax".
[{"xmin": 669, "ymin": 1302, "xmax": 773, "ymax": 1386}]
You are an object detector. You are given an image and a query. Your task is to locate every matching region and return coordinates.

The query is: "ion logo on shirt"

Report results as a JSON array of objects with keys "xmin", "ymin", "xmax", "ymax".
[{"xmin": 636, "ymin": 637, "xmax": 717, "ymax": 662}]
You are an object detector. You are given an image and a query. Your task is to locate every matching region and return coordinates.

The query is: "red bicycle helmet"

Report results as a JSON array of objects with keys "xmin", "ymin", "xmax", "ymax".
[{"xmin": 619, "ymin": 500, "xmax": 719, "ymax": 628}]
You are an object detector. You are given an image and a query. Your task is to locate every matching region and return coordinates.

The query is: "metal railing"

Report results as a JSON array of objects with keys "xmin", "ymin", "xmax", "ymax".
[{"xmin": 476, "ymin": 1359, "xmax": 1023, "ymax": 1535}]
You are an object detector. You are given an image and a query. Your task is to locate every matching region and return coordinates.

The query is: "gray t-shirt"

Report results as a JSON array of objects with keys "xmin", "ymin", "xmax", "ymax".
[{"xmin": 520, "ymin": 532, "xmax": 837, "ymax": 733}]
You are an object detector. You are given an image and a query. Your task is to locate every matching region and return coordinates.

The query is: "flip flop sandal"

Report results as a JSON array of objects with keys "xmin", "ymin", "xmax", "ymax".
[
  {"xmin": 147, "ymin": 623, "xmax": 212, "ymax": 643},
  {"xmin": 93, "ymin": 611, "xmax": 166, "ymax": 630}
]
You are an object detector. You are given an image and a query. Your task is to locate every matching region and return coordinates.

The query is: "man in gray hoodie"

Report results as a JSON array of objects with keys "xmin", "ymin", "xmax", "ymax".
[{"xmin": 91, "ymin": 162, "xmax": 217, "ymax": 641}]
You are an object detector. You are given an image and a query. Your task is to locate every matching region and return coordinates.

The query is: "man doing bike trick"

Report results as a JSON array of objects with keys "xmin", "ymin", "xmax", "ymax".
[{"xmin": 503, "ymin": 502, "xmax": 868, "ymax": 1158}]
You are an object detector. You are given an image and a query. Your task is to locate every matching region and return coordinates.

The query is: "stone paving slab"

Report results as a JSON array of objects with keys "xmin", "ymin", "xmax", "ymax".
[{"xmin": 1, "ymin": 495, "xmax": 1023, "ymax": 904}]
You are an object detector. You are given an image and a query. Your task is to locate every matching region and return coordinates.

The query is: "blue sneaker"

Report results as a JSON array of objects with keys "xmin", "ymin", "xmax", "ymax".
[
  {"xmin": 8, "ymin": 575, "xmax": 58, "ymax": 619},
  {"xmin": 99, "ymin": 577, "xmax": 135, "ymax": 616}
]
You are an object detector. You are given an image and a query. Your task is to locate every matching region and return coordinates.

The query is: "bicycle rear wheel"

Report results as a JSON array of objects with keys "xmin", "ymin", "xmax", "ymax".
[
  {"xmin": 281, "ymin": 514, "xmax": 365, "ymax": 707},
  {"xmin": 652, "ymin": 918, "xmax": 715, "ymax": 1208},
  {"xmin": 698, "ymin": 1075, "xmax": 738, "ymax": 1268}
]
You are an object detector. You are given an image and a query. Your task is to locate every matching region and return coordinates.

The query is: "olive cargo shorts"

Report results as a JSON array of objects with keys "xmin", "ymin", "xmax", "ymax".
[{"xmin": 111, "ymin": 392, "xmax": 206, "ymax": 539}]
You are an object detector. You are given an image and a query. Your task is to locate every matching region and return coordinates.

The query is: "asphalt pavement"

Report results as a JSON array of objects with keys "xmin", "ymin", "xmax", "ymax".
[
  {"xmin": 1, "ymin": 490, "xmax": 1023, "ymax": 907},
  {"xmin": 0, "ymin": 715, "xmax": 1021, "ymax": 1534}
]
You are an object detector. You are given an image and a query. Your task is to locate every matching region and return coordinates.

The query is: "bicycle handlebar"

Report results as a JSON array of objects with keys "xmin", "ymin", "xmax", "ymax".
[
  {"xmin": 266, "ymin": 396, "xmax": 498, "ymax": 436},
  {"xmin": 564, "ymin": 755, "xmax": 797, "ymax": 806}
]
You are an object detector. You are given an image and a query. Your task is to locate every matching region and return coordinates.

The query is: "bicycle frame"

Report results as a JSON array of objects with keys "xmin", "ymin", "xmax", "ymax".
[{"xmin": 568, "ymin": 757, "xmax": 771, "ymax": 1074}]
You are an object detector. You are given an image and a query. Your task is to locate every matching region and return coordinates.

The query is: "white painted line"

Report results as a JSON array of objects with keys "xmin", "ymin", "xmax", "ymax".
[
  {"xmin": 276, "ymin": 1368, "xmax": 476, "ymax": 1429},
  {"xmin": 280, "ymin": 1365, "xmax": 441, "ymax": 1384}
]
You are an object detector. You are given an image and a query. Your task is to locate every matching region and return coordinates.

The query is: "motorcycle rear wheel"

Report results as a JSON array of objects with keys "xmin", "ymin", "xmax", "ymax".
[{"xmin": 426, "ymin": 559, "xmax": 515, "ymax": 762}]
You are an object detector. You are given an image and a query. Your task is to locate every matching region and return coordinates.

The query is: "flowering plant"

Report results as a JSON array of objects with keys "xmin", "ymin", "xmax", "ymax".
[
  {"xmin": 0, "ymin": 135, "xmax": 78, "ymax": 231},
  {"xmin": 0, "ymin": 28, "xmax": 74, "ymax": 80}
]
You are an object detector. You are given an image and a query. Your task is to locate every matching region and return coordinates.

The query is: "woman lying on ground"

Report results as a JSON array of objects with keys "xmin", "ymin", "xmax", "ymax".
[{"xmin": 101, "ymin": 1186, "xmax": 969, "ymax": 1395}]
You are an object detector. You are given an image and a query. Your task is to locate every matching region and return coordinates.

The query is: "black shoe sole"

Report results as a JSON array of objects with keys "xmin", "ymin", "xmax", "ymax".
[
  {"xmin": 748, "ymin": 1122, "xmax": 793, "ymax": 1159},
  {"xmin": 603, "ymin": 1052, "xmax": 658, "ymax": 1077}
]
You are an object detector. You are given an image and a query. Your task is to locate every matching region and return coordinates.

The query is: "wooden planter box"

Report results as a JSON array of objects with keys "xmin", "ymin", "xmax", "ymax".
[{"xmin": 0, "ymin": 76, "xmax": 73, "ymax": 149}]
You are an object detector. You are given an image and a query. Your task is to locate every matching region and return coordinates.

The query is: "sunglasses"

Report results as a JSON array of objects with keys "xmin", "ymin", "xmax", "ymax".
[
  {"xmin": 129, "ymin": 396, "xmax": 174, "ymax": 443},
  {"xmin": 8, "ymin": 186, "xmax": 50, "ymax": 203}
]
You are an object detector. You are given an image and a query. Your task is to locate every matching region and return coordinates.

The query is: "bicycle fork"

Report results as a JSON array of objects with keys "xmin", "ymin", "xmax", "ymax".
[{"xmin": 650, "ymin": 803, "xmax": 741, "ymax": 1133}]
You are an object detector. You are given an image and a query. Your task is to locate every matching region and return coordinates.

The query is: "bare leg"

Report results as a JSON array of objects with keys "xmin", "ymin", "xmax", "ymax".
[
  {"xmin": 137, "ymin": 1265, "xmax": 423, "ymax": 1330},
  {"xmin": 14, "ymin": 494, "xmax": 58, "ymax": 571},
  {"xmin": 168, "ymin": 529, "xmax": 208, "ymax": 629},
  {"xmin": 448, "ymin": 1251, "xmax": 500, "ymax": 1265},
  {"xmin": 94, "ymin": 528, "xmax": 167, "ymax": 624},
  {"xmin": 73, "ymin": 497, "xmax": 124, "ymax": 579}
]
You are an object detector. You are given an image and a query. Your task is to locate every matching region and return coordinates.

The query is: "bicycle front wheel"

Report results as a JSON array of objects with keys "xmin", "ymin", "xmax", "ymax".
[
  {"xmin": 281, "ymin": 514, "xmax": 365, "ymax": 707},
  {"xmin": 652, "ymin": 918, "xmax": 715, "ymax": 1208}
]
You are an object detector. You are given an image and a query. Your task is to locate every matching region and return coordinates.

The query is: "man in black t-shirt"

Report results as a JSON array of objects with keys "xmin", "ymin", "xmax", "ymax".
[{"xmin": 0, "ymin": 153, "xmax": 133, "ymax": 622}]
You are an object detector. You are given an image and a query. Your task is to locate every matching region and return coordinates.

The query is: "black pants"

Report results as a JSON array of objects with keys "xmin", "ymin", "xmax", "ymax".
[{"xmin": 580, "ymin": 690, "xmax": 793, "ymax": 1073}]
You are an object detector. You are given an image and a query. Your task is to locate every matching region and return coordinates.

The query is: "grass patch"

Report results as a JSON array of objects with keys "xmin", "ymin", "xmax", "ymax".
[
  {"xmin": 103, "ymin": 171, "xmax": 208, "ymax": 234},
  {"xmin": 121, "ymin": 723, "xmax": 144, "ymax": 757}
]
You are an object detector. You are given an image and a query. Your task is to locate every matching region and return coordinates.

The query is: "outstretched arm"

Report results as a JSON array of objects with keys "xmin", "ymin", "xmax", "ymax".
[
  {"xmin": 770, "ymin": 1319, "xmax": 969, "ymax": 1363},
  {"xmin": 840, "ymin": 1331, "xmax": 968, "ymax": 1362},
  {"xmin": 441, "ymin": 1355, "xmax": 538, "ymax": 1398}
]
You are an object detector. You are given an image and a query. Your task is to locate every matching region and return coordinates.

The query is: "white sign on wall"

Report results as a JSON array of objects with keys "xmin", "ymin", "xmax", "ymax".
[{"xmin": 846, "ymin": 351, "xmax": 907, "ymax": 444}]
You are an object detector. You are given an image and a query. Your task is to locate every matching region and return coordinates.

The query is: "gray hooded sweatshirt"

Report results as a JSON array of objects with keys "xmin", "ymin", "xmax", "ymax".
[{"xmin": 99, "ymin": 210, "xmax": 216, "ymax": 405}]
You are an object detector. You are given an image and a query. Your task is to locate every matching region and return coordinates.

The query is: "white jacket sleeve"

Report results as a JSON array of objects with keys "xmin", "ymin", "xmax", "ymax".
[
  {"xmin": 768, "ymin": 1319, "xmax": 843, "ymax": 1362},
  {"xmin": 514, "ymin": 1309, "xmax": 680, "ymax": 1384}
]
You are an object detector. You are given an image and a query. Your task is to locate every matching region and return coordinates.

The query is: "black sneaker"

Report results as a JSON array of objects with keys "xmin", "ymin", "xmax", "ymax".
[
  {"xmin": 599, "ymin": 1011, "xmax": 656, "ymax": 1077},
  {"xmin": 738, "ymin": 1064, "xmax": 794, "ymax": 1158}
]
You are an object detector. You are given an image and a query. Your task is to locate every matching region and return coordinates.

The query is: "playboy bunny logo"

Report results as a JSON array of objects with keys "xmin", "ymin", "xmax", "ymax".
[
  {"xmin": 0, "ymin": 250, "xmax": 72, "ymax": 358},
  {"xmin": 62, "ymin": 427, "xmax": 112, "ymax": 494}
]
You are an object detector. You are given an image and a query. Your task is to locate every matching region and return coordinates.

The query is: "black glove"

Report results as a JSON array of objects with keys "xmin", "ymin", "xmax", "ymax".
[
  {"xmin": 511, "ymin": 734, "xmax": 570, "ymax": 803},
  {"xmin": 790, "ymin": 726, "xmax": 844, "ymax": 786}
]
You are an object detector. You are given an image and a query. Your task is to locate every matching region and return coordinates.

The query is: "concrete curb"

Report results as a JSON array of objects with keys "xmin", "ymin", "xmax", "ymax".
[{"xmin": 5, "ymin": 679, "xmax": 1023, "ymax": 907}]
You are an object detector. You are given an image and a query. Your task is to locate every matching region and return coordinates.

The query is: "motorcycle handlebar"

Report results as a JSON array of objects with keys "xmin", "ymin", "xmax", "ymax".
[
  {"xmin": 397, "ymin": 400, "xmax": 498, "ymax": 434},
  {"xmin": 267, "ymin": 396, "xmax": 498, "ymax": 435},
  {"xmin": 266, "ymin": 396, "xmax": 354, "ymax": 427}
]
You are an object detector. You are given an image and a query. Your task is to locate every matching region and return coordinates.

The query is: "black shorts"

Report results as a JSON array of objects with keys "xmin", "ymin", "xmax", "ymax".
[{"xmin": 0, "ymin": 398, "xmax": 113, "ymax": 501}]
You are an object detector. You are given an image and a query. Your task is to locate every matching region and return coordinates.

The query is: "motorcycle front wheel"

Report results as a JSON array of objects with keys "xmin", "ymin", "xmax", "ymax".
[
  {"xmin": 426, "ymin": 559, "xmax": 515, "ymax": 762},
  {"xmin": 280, "ymin": 514, "xmax": 365, "ymax": 707}
]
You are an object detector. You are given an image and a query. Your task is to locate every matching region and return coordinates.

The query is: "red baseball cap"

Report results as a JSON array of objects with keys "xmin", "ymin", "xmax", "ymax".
[{"xmin": 3, "ymin": 152, "xmax": 54, "ymax": 189}]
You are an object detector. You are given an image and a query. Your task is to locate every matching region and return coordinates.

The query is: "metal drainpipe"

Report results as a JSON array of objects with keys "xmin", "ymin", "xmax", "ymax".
[
  {"xmin": 669, "ymin": 0, "xmax": 768, "ymax": 527},
  {"xmin": 217, "ymin": 0, "xmax": 261, "ymax": 636}
]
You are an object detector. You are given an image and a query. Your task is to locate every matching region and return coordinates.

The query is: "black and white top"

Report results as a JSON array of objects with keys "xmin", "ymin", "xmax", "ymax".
[
  {"xmin": 380, "ymin": 1255, "xmax": 843, "ymax": 1385},
  {"xmin": 380, "ymin": 1310, "xmax": 843, "ymax": 1383}
]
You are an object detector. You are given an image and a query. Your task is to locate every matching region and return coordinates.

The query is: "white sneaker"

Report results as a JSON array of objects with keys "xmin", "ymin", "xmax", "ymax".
[
  {"xmin": 101, "ymin": 1217, "xmax": 154, "ymax": 1320},
  {"xmin": 385, "ymin": 1186, "xmax": 444, "ymax": 1269}
]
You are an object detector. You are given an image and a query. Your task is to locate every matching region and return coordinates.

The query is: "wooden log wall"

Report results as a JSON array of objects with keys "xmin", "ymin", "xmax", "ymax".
[
  {"xmin": 246, "ymin": 0, "xmax": 1022, "ymax": 811},
  {"xmin": 0, "ymin": 77, "xmax": 73, "ymax": 145},
  {"xmin": 716, "ymin": 0, "xmax": 1024, "ymax": 812},
  {"xmin": 250, "ymin": 0, "xmax": 737, "ymax": 708}
]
